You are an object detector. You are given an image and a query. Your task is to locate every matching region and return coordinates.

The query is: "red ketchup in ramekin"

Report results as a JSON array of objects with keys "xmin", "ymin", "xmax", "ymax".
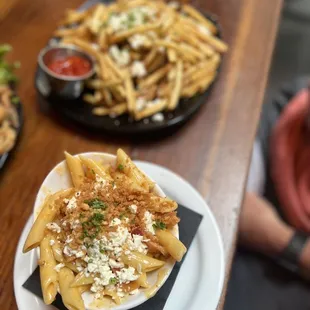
[{"xmin": 47, "ymin": 55, "xmax": 92, "ymax": 77}]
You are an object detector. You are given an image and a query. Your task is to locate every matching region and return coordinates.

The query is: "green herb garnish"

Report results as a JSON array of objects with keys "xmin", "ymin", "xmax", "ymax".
[
  {"xmin": 88, "ymin": 259, "xmax": 93, "ymax": 263},
  {"xmin": 0, "ymin": 44, "xmax": 20, "ymax": 85},
  {"xmin": 109, "ymin": 278, "xmax": 117, "ymax": 285},
  {"xmin": 117, "ymin": 164, "xmax": 124, "ymax": 171},
  {"xmin": 84, "ymin": 198, "xmax": 107, "ymax": 210},
  {"xmin": 81, "ymin": 212, "xmax": 105, "ymax": 240},
  {"xmin": 153, "ymin": 221, "xmax": 166, "ymax": 230}
]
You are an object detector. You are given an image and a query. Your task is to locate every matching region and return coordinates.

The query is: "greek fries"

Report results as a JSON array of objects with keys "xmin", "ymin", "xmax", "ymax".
[
  {"xmin": 55, "ymin": 0, "xmax": 228, "ymax": 121},
  {"xmin": 23, "ymin": 149, "xmax": 186, "ymax": 309}
]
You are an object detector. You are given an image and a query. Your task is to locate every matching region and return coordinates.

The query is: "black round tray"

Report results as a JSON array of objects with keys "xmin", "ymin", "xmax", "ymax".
[{"xmin": 35, "ymin": 12, "xmax": 223, "ymax": 136}]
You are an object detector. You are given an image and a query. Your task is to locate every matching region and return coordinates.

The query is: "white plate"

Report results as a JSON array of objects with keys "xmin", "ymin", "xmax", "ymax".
[
  {"xmin": 32, "ymin": 152, "xmax": 177, "ymax": 310},
  {"xmin": 14, "ymin": 161, "xmax": 225, "ymax": 310}
]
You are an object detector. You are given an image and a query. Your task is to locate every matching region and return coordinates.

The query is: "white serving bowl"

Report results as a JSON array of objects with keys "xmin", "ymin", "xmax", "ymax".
[{"xmin": 33, "ymin": 152, "xmax": 179, "ymax": 310}]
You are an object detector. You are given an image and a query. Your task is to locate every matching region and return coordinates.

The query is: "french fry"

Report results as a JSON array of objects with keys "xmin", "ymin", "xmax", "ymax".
[
  {"xmin": 61, "ymin": 9, "xmax": 88, "ymax": 26},
  {"xmin": 83, "ymin": 92, "xmax": 102, "ymax": 105},
  {"xmin": 87, "ymin": 79, "xmax": 123, "ymax": 89},
  {"xmin": 167, "ymin": 61, "xmax": 183, "ymax": 110},
  {"xmin": 138, "ymin": 64, "xmax": 171, "ymax": 89},
  {"xmin": 167, "ymin": 48, "xmax": 177, "ymax": 63},
  {"xmin": 182, "ymin": 4, "xmax": 217, "ymax": 34},
  {"xmin": 143, "ymin": 49, "xmax": 158, "ymax": 68},
  {"xmin": 124, "ymin": 71, "xmax": 136, "ymax": 114},
  {"xmin": 92, "ymin": 103, "xmax": 127, "ymax": 116},
  {"xmin": 135, "ymin": 99, "xmax": 167, "ymax": 121},
  {"xmin": 109, "ymin": 23, "xmax": 161, "ymax": 43},
  {"xmin": 61, "ymin": 37, "xmax": 100, "ymax": 59}
]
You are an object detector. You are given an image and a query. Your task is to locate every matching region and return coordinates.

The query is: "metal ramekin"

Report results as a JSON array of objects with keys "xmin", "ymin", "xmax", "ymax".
[{"xmin": 36, "ymin": 44, "xmax": 95, "ymax": 99}]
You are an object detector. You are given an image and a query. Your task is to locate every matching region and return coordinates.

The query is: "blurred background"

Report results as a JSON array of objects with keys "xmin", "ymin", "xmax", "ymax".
[
  {"xmin": 224, "ymin": 1, "xmax": 310, "ymax": 309},
  {"xmin": 265, "ymin": 0, "xmax": 310, "ymax": 102}
]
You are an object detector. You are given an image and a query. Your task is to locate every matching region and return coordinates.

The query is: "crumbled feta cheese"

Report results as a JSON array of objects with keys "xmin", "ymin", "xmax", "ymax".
[
  {"xmin": 152, "ymin": 112, "xmax": 164, "ymax": 123},
  {"xmin": 46, "ymin": 222, "xmax": 61, "ymax": 233},
  {"xmin": 110, "ymin": 218, "xmax": 122, "ymax": 227},
  {"xmin": 144, "ymin": 211, "xmax": 155, "ymax": 235},
  {"xmin": 117, "ymin": 291, "xmax": 125, "ymax": 297},
  {"xmin": 75, "ymin": 251, "xmax": 85, "ymax": 258},
  {"xmin": 124, "ymin": 217, "xmax": 129, "ymax": 224},
  {"xmin": 109, "ymin": 227, "xmax": 130, "ymax": 247},
  {"xmin": 109, "ymin": 12, "xmax": 130, "ymax": 32},
  {"xmin": 64, "ymin": 196, "xmax": 77, "ymax": 210},
  {"xmin": 198, "ymin": 25, "xmax": 211, "ymax": 36},
  {"xmin": 129, "ymin": 34, "xmax": 148, "ymax": 49},
  {"xmin": 168, "ymin": 1, "xmax": 180, "ymax": 9},
  {"xmin": 71, "ymin": 219, "xmax": 80, "ymax": 230},
  {"xmin": 63, "ymin": 245, "xmax": 76, "ymax": 257},
  {"xmin": 131, "ymin": 61, "xmax": 146, "ymax": 77},
  {"xmin": 94, "ymin": 175, "xmax": 106, "ymax": 191},
  {"xmin": 49, "ymin": 239, "xmax": 55, "ymax": 246},
  {"xmin": 54, "ymin": 263, "xmax": 65, "ymax": 273},
  {"xmin": 77, "ymin": 266, "xmax": 84, "ymax": 272},
  {"xmin": 62, "ymin": 220, "xmax": 67, "ymax": 227},
  {"xmin": 117, "ymin": 267, "xmax": 139, "ymax": 284},
  {"xmin": 65, "ymin": 236, "xmax": 73, "ymax": 244},
  {"xmin": 127, "ymin": 234, "xmax": 148, "ymax": 254},
  {"xmin": 130, "ymin": 289, "xmax": 139, "ymax": 295},
  {"xmin": 109, "ymin": 258, "xmax": 124, "ymax": 269},
  {"xmin": 136, "ymin": 98, "xmax": 146, "ymax": 111},
  {"xmin": 109, "ymin": 45, "xmax": 130, "ymax": 67},
  {"xmin": 128, "ymin": 204, "xmax": 138, "ymax": 214}
]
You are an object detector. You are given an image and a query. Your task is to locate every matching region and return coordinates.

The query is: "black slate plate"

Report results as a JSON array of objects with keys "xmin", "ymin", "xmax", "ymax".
[
  {"xmin": 0, "ymin": 96, "xmax": 23, "ymax": 170},
  {"xmin": 35, "ymin": 1, "xmax": 223, "ymax": 135}
]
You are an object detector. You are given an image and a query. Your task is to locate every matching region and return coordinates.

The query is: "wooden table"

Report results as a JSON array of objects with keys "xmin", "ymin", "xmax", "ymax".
[{"xmin": 0, "ymin": 0, "xmax": 282, "ymax": 309}]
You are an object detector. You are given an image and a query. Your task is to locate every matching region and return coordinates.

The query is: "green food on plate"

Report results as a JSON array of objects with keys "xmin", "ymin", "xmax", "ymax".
[{"xmin": 0, "ymin": 44, "xmax": 20, "ymax": 85}]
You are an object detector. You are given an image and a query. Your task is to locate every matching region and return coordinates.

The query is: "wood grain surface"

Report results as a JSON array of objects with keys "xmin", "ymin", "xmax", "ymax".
[{"xmin": 0, "ymin": 0, "xmax": 282, "ymax": 309}]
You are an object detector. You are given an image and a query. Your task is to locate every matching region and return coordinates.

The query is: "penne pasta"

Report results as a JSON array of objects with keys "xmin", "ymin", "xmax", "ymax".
[
  {"xmin": 52, "ymin": 240, "xmax": 64, "ymax": 262},
  {"xmin": 39, "ymin": 235, "xmax": 58, "ymax": 305},
  {"xmin": 116, "ymin": 148, "xmax": 154, "ymax": 191},
  {"xmin": 104, "ymin": 290, "xmax": 121, "ymax": 305},
  {"xmin": 156, "ymin": 229, "xmax": 187, "ymax": 262},
  {"xmin": 64, "ymin": 152, "xmax": 85, "ymax": 188},
  {"xmin": 59, "ymin": 267, "xmax": 85, "ymax": 310},
  {"xmin": 136, "ymin": 272, "xmax": 149, "ymax": 288},
  {"xmin": 121, "ymin": 251, "xmax": 165, "ymax": 272},
  {"xmin": 71, "ymin": 272, "xmax": 94, "ymax": 287},
  {"xmin": 65, "ymin": 262, "xmax": 80, "ymax": 274},
  {"xmin": 23, "ymin": 189, "xmax": 73, "ymax": 253},
  {"xmin": 79, "ymin": 156, "xmax": 112, "ymax": 181}
]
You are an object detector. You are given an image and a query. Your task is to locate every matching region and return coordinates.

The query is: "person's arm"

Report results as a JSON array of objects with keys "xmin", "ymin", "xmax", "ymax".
[{"xmin": 239, "ymin": 192, "xmax": 310, "ymax": 278}]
